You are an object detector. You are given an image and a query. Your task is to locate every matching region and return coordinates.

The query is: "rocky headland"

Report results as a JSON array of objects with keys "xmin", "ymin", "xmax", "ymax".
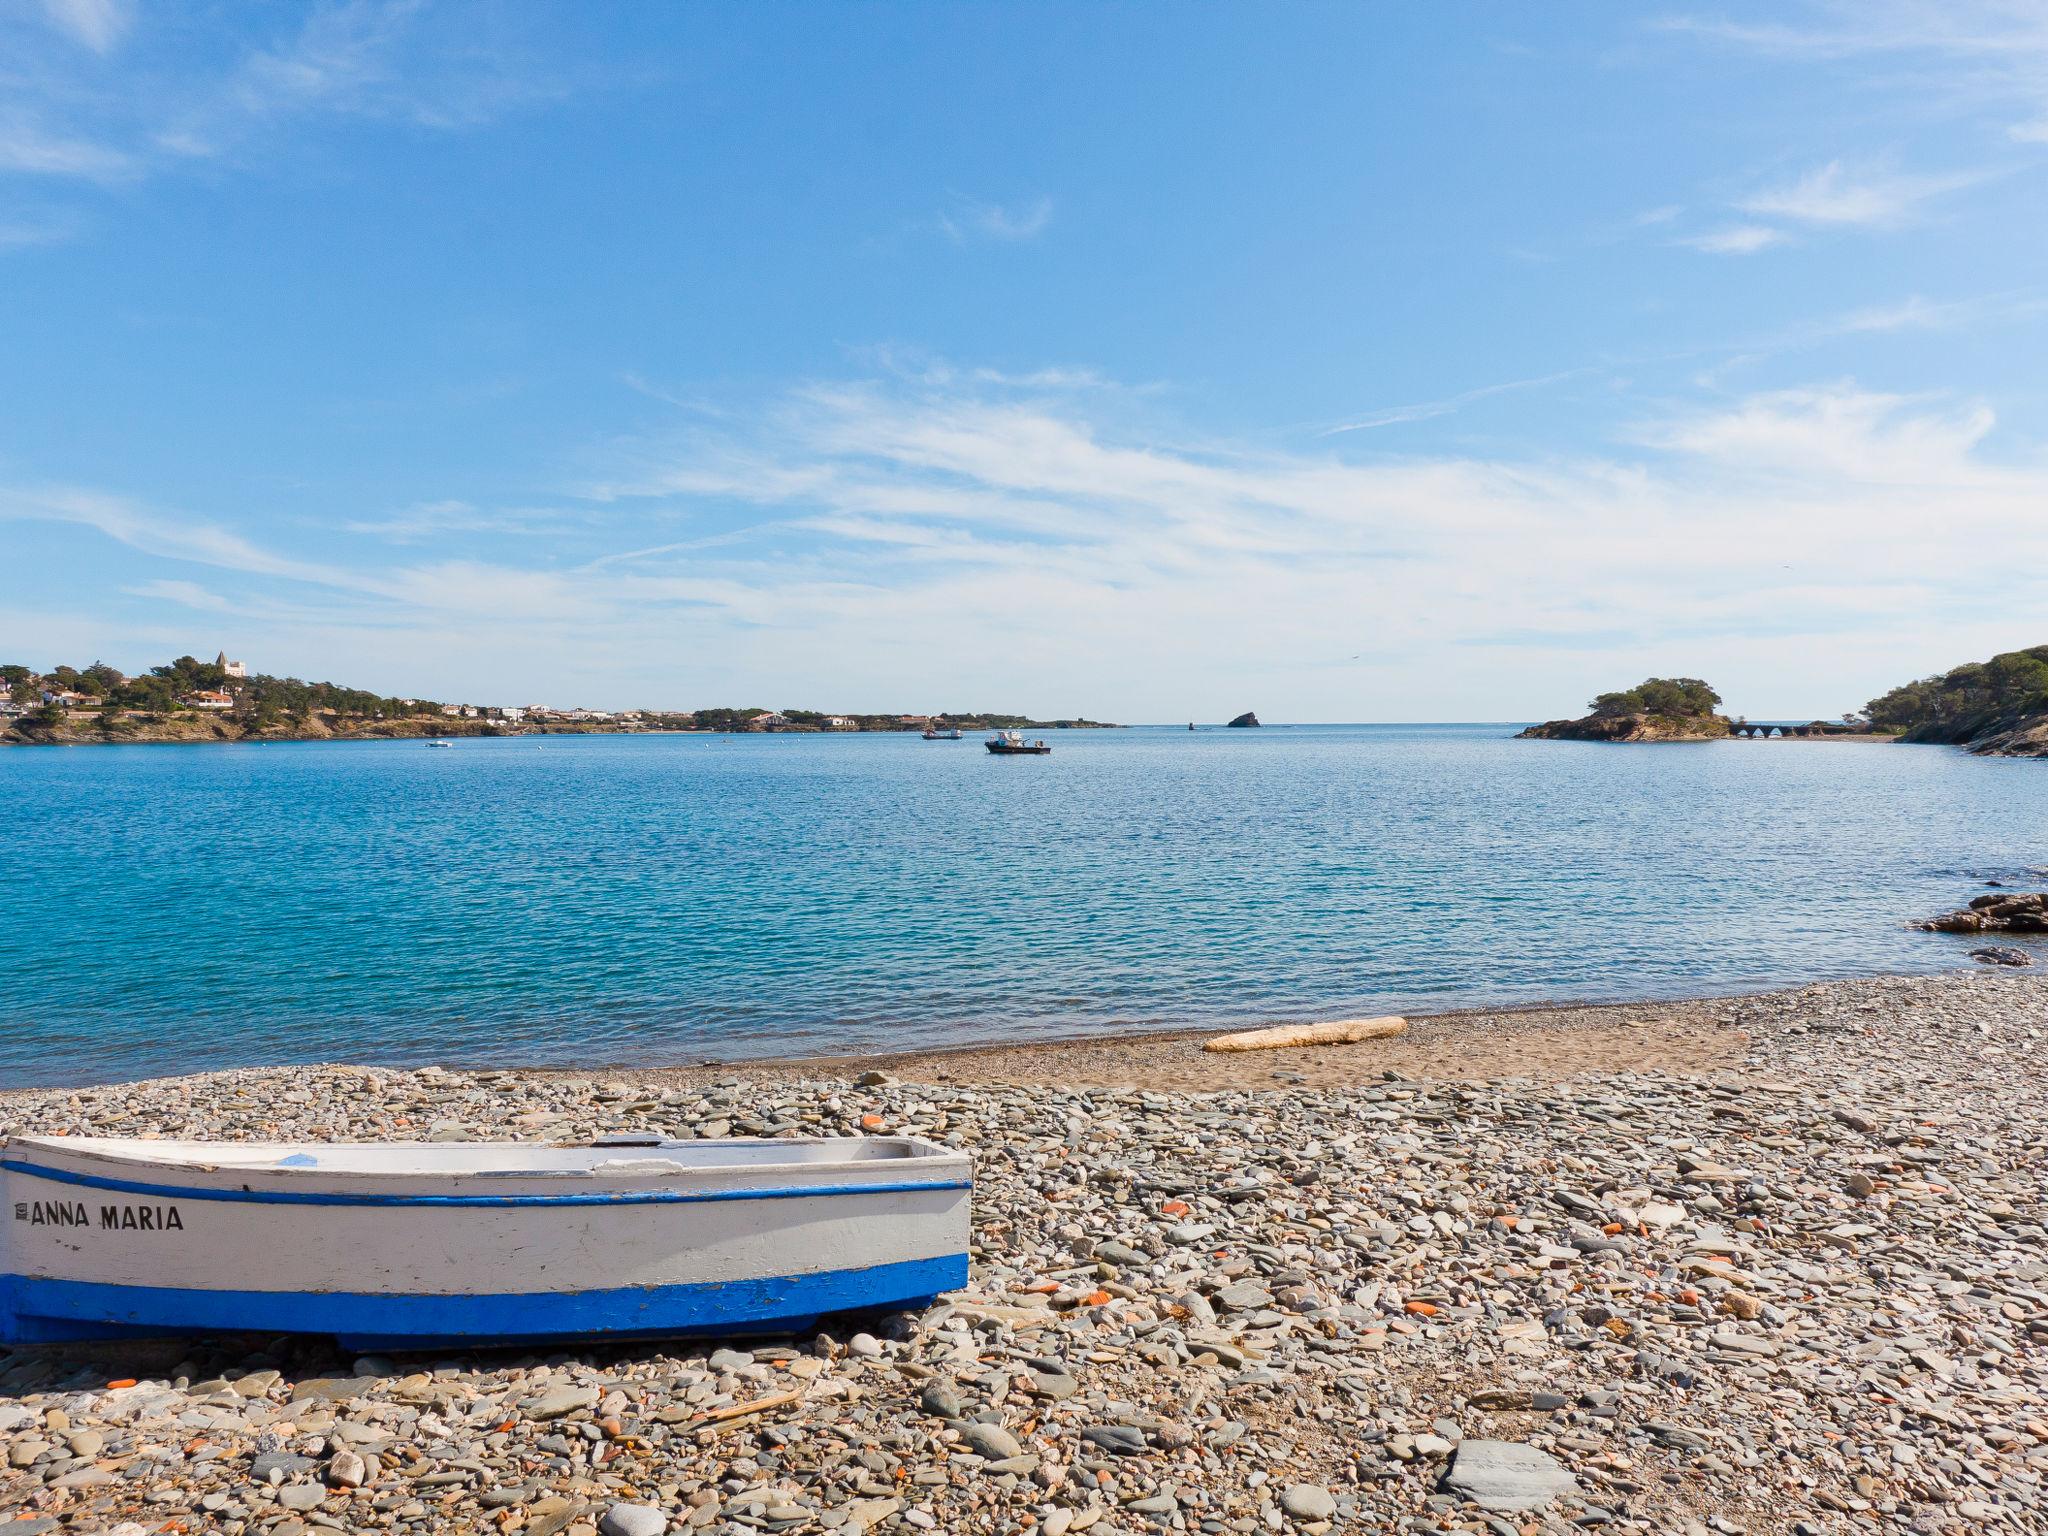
[
  {"xmin": 1865, "ymin": 645, "xmax": 2048, "ymax": 758},
  {"xmin": 2, "ymin": 971, "xmax": 2043, "ymax": 1536}
]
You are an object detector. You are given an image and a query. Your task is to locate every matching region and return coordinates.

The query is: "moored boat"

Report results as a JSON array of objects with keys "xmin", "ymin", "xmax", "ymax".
[
  {"xmin": 0, "ymin": 1134, "xmax": 970, "ymax": 1349},
  {"xmin": 985, "ymin": 730, "xmax": 1051, "ymax": 755},
  {"xmin": 921, "ymin": 727, "xmax": 963, "ymax": 740}
]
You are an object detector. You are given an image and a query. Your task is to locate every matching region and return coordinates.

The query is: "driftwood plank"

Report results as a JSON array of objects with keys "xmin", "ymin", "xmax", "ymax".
[{"xmin": 1201, "ymin": 1016, "xmax": 1408, "ymax": 1053}]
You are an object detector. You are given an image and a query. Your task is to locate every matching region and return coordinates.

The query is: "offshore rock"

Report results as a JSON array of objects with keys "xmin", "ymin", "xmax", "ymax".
[
  {"xmin": 1921, "ymin": 891, "xmax": 2048, "ymax": 935},
  {"xmin": 1970, "ymin": 945, "xmax": 2034, "ymax": 966},
  {"xmin": 1226, "ymin": 711, "xmax": 1260, "ymax": 727}
]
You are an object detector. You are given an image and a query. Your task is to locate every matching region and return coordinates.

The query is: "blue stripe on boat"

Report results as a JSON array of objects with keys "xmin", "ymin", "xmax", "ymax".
[
  {"xmin": 1, "ymin": 1159, "xmax": 969, "ymax": 1208},
  {"xmin": 0, "ymin": 1253, "xmax": 969, "ymax": 1349}
]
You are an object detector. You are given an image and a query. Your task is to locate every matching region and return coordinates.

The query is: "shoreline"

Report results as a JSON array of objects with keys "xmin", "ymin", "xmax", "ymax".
[
  {"xmin": 0, "ymin": 967, "xmax": 2040, "ymax": 1534},
  {"xmin": 0, "ymin": 971, "xmax": 1981, "ymax": 1095},
  {"xmin": 558, "ymin": 983, "xmax": 1781, "ymax": 1094}
]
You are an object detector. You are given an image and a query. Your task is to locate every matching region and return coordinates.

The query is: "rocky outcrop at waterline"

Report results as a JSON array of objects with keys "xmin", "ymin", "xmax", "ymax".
[
  {"xmin": 1919, "ymin": 891, "xmax": 2048, "ymax": 935},
  {"xmin": 1961, "ymin": 716, "xmax": 2048, "ymax": 757},
  {"xmin": 1226, "ymin": 711, "xmax": 1261, "ymax": 727}
]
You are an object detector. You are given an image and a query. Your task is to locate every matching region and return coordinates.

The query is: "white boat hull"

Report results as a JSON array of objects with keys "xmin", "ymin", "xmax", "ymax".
[{"xmin": 1, "ymin": 1135, "xmax": 970, "ymax": 1349}]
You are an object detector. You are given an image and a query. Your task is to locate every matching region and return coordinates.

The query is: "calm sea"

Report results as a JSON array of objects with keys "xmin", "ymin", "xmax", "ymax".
[{"xmin": 2, "ymin": 724, "xmax": 2041, "ymax": 1088}]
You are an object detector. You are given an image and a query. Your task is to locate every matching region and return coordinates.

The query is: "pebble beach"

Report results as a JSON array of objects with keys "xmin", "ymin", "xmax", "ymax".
[{"xmin": 2, "ymin": 971, "xmax": 2045, "ymax": 1536}]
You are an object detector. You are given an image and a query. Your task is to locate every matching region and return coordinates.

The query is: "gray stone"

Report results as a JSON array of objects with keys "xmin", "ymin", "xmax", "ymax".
[
  {"xmin": 1441, "ymin": 1441, "xmax": 1580, "ymax": 1512},
  {"xmin": 960, "ymin": 1422, "xmax": 1022, "ymax": 1460},
  {"xmin": 1081, "ymin": 1424, "xmax": 1147, "ymax": 1455},
  {"xmin": 276, "ymin": 1484, "xmax": 326, "ymax": 1510},
  {"xmin": 1092, "ymin": 1240, "xmax": 1149, "ymax": 1267},
  {"xmin": 1280, "ymin": 1484, "xmax": 1338, "ymax": 1520},
  {"xmin": 600, "ymin": 1503, "xmax": 668, "ymax": 1536},
  {"xmin": 526, "ymin": 1385, "xmax": 599, "ymax": 1420},
  {"xmin": 1212, "ymin": 1281, "xmax": 1274, "ymax": 1312}
]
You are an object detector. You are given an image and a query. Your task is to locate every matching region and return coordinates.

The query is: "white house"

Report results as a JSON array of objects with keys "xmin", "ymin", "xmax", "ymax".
[
  {"xmin": 215, "ymin": 650, "xmax": 248, "ymax": 680},
  {"xmin": 185, "ymin": 691, "xmax": 234, "ymax": 711}
]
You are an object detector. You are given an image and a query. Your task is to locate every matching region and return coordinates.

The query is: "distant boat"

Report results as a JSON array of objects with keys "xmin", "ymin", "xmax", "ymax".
[
  {"xmin": 0, "ymin": 1133, "xmax": 970, "ymax": 1349},
  {"xmin": 986, "ymin": 730, "xmax": 1051, "ymax": 755},
  {"xmin": 426, "ymin": 739, "xmax": 453, "ymax": 748},
  {"xmin": 922, "ymin": 727, "xmax": 963, "ymax": 740}
]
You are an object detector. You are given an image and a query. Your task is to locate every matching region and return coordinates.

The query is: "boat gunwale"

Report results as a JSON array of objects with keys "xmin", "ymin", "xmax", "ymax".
[
  {"xmin": 1, "ymin": 1133, "xmax": 968, "ymax": 1203},
  {"xmin": 1, "ymin": 1156, "xmax": 970, "ymax": 1209}
]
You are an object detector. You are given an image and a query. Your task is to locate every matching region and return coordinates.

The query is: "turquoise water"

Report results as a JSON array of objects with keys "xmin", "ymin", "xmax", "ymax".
[{"xmin": 1, "ymin": 725, "xmax": 2041, "ymax": 1087}]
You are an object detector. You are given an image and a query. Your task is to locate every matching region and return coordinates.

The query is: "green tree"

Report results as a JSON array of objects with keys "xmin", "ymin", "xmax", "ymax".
[{"xmin": 1588, "ymin": 677, "xmax": 1722, "ymax": 719}]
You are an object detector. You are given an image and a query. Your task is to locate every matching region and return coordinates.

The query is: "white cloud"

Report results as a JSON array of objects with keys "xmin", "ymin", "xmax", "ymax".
[
  {"xmin": 124, "ymin": 578, "xmax": 232, "ymax": 612},
  {"xmin": 0, "ymin": 1, "xmax": 578, "ymax": 215},
  {"xmin": 1679, "ymin": 223, "xmax": 1787, "ymax": 255},
  {"xmin": 0, "ymin": 117, "xmax": 134, "ymax": 180},
  {"xmin": 38, "ymin": 0, "xmax": 130, "ymax": 53},
  {"xmin": 936, "ymin": 195, "xmax": 1054, "ymax": 244},
  {"xmin": 1664, "ymin": 3, "xmax": 2048, "ymax": 139},
  {"xmin": 1739, "ymin": 160, "xmax": 1982, "ymax": 228},
  {"xmin": 12, "ymin": 369, "xmax": 2048, "ymax": 718},
  {"xmin": 2013, "ymin": 117, "xmax": 2048, "ymax": 142}
]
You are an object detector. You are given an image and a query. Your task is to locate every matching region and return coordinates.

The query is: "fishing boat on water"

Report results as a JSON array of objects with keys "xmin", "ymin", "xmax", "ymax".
[
  {"xmin": 426, "ymin": 739, "xmax": 453, "ymax": 748},
  {"xmin": 985, "ymin": 730, "xmax": 1051, "ymax": 755},
  {"xmin": 921, "ymin": 727, "xmax": 963, "ymax": 740},
  {"xmin": 0, "ymin": 1134, "xmax": 969, "ymax": 1349}
]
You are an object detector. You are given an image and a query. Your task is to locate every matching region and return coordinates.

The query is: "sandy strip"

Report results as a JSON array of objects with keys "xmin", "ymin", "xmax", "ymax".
[{"xmin": 610, "ymin": 989, "xmax": 1760, "ymax": 1095}]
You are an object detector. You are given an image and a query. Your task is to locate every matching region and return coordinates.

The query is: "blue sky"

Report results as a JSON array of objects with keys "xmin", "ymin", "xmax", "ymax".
[{"xmin": 3, "ymin": 1, "xmax": 2046, "ymax": 720}]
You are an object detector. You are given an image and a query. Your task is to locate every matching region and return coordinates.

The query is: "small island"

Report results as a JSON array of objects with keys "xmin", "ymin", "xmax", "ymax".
[
  {"xmin": 1226, "ymin": 711, "xmax": 1261, "ymax": 728},
  {"xmin": 1518, "ymin": 676, "xmax": 1731, "ymax": 742}
]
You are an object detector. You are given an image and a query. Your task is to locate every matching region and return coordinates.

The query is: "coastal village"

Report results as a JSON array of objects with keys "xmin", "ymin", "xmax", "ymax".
[{"xmin": 0, "ymin": 653, "xmax": 1108, "ymax": 745}]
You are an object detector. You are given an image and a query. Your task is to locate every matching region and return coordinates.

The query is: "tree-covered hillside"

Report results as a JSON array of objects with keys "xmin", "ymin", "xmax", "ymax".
[{"xmin": 1865, "ymin": 646, "xmax": 2048, "ymax": 743}]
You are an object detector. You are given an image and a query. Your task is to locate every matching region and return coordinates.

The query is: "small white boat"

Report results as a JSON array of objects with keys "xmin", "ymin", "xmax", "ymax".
[
  {"xmin": 0, "ymin": 1134, "xmax": 969, "ymax": 1349},
  {"xmin": 426, "ymin": 739, "xmax": 454, "ymax": 748},
  {"xmin": 985, "ymin": 729, "xmax": 1050, "ymax": 755}
]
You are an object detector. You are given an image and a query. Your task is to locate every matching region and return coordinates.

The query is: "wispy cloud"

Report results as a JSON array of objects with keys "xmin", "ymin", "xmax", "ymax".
[
  {"xmin": 123, "ymin": 578, "xmax": 233, "ymax": 612},
  {"xmin": 1319, "ymin": 369, "xmax": 1591, "ymax": 435},
  {"xmin": 1739, "ymin": 160, "xmax": 1984, "ymax": 228},
  {"xmin": 1660, "ymin": 2, "xmax": 2048, "ymax": 138},
  {"xmin": 37, "ymin": 0, "xmax": 130, "ymax": 53},
  {"xmin": 1678, "ymin": 223, "xmax": 1787, "ymax": 255},
  {"xmin": 0, "ymin": 1, "xmax": 584, "ymax": 242},
  {"xmin": 0, "ymin": 118, "xmax": 134, "ymax": 180},
  {"xmin": 341, "ymin": 499, "xmax": 577, "ymax": 543},
  {"xmin": 12, "ymin": 365, "xmax": 2048, "ymax": 714},
  {"xmin": 936, "ymin": 194, "xmax": 1054, "ymax": 244}
]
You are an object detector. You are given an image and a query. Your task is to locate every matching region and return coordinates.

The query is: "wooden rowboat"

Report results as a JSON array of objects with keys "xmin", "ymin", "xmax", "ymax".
[{"xmin": 0, "ymin": 1134, "xmax": 970, "ymax": 1350}]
